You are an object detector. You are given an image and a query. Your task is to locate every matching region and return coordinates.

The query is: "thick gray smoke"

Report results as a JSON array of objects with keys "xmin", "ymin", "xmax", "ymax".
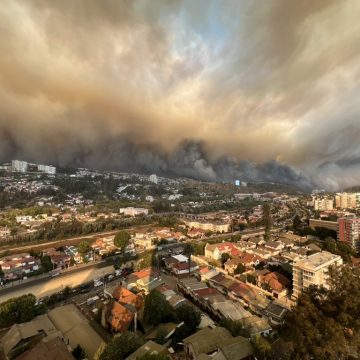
[{"xmin": 0, "ymin": 0, "xmax": 360, "ymax": 190}]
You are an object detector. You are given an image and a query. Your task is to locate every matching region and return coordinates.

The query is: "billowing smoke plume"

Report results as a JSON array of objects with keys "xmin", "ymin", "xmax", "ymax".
[{"xmin": 0, "ymin": 0, "xmax": 360, "ymax": 190}]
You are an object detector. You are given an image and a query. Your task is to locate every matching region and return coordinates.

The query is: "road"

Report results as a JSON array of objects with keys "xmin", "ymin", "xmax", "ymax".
[{"xmin": 0, "ymin": 264, "xmax": 115, "ymax": 302}]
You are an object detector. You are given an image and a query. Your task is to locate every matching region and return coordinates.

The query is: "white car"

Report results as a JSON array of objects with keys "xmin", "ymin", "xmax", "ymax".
[{"xmin": 94, "ymin": 281, "xmax": 103, "ymax": 287}]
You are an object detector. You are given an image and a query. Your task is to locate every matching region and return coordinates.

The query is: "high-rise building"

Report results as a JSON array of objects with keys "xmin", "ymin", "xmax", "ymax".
[
  {"xmin": 338, "ymin": 217, "xmax": 360, "ymax": 251},
  {"xmin": 292, "ymin": 252, "xmax": 343, "ymax": 299},
  {"xmin": 312, "ymin": 196, "xmax": 334, "ymax": 211},
  {"xmin": 335, "ymin": 193, "xmax": 357, "ymax": 209},
  {"xmin": 37, "ymin": 164, "xmax": 56, "ymax": 175},
  {"xmin": 149, "ymin": 174, "xmax": 158, "ymax": 184},
  {"xmin": 12, "ymin": 160, "xmax": 28, "ymax": 173}
]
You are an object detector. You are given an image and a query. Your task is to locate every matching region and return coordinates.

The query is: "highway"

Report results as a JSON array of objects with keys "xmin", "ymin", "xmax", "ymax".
[{"xmin": 0, "ymin": 262, "xmax": 115, "ymax": 302}]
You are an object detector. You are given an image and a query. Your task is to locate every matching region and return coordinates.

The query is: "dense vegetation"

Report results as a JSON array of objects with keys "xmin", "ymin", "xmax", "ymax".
[
  {"xmin": 0, "ymin": 294, "xmax": 46, "ymax": 328},
  {"xmin": 275, "ymin": 265, "xmax": 360, "ymax": 360}
]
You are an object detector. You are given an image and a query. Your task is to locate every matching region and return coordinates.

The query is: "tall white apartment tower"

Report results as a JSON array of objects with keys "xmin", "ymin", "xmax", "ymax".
[
  {"xmin": 149, "ymin": 174, "xmax": 158, "ymax": 184},
  {"xmin": 12, "ymin": 160, "xmax": 28, "ymax": 173}
]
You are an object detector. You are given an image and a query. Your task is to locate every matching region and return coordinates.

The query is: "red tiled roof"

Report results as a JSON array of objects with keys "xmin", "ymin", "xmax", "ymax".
[
  {"xmin": 112, "ymin": 287, "xmax": 143, "ymax": 310},
  {"xmin": 261, "ymin": 272, "xmax": 290, "ymax": 292},
  {"xmin": 193, "ymin": 287, "xmax": 221, "ymax": 298},
  {"xmin": 108, "ymin": 301, "xmax": 134, "ymax": 332}
]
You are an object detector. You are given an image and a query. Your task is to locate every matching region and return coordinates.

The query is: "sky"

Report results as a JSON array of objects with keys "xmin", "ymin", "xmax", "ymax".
[{"xmin": 0, "ymin": 0, "xmax": 360, "ymax": 190}]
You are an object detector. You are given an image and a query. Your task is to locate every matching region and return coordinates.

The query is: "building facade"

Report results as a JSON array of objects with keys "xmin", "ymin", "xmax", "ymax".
[
  {"xmin": 292, "ymin": 251, "xmax": 342, "ymax": 299},
  {"xmin": 338, "ymin": 217, "xmax": 360, "ymax": 251},
  {"xmin": 335, "ymin": 193, "xmax": 357, "ymax": 209},
  {"xmin": 12, "ymin": 160, "xmax": 28, "ymax": 173},
  {"xmin": 312, "ymin": 196, "xmax": 334, "ymax": 211},
  {"xmin": 38, "ymin": 164, "xmax": 56, "ymax": 175}
]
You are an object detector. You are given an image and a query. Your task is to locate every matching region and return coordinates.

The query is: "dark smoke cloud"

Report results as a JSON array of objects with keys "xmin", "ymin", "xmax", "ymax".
[{"xmin": 0, "ymin": 0, "xmax": 359, "ymax": 190}]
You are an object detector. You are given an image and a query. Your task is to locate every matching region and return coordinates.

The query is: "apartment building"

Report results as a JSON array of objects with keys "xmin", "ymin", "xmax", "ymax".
[
  {"xmin": 335, "ymin": 193, "xmax": 358, "ymax": 209},
  {"xmin": 119, "ymin": 207, "xmax": 149, "ymax": 217},
  {"xmin": 37, "ymin": 164, "xmax": 56, "ymax": 175},
  {"xmin": 312, "ymin": 196, "xmax": 334, "ymax": 211},
  {"xmin": 12, "ymin": 160, "xmax": 28, "ymax": 173},
  {"xmin": 185, "ymin": 220, "xmax": 231, "ymax": 233},
  {"xmin": 338, "ymin": 217, "xmax": 360, "ymax": 251},
  {"xmin": 293, "ymin": 251, "xmax": 343, "ymax": 299}
]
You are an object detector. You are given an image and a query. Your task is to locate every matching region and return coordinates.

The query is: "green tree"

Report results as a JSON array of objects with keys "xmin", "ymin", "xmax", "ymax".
[
  {"xmin": 77, "ymin": 240, "xmax": 91, "ymax": 261},
  {"xmin": 41, "ymin": 255, "xmax": 53, "ymax": 272},
  {"xmin": 220, "ymin": 318, "xmax": 249, "ymax": 337},
  {"xmin": 63, "ymin": 286, "xmax": 71, "ymax": 299},
  {"xmin": 155, "ymin": 326, "xmax": 168, "ymax": 345},
  {"xmin": 234, "ymin": 263, "xmax": 246, "ymax": 275},
  {"xmin": 221, "ymin": 252, "xmax": 231, "ymax": 265},
  {"xmin": 72, "ymin": 344, "xmax": 86, "ymax": 360},
  {"xmin": 144, "ymin": 290, "xmax": 172, "ymax": 326},
  {"xmin": 246, "ymin": 274, "xmax": 256, "ymax": 285},
  {"xmin": 292, "ymin": 214, "xmax": 302, "ymax": 232},
  {"xmin": 96, "ymin": 332, "xmax": 144, "ymax": 360},
  {"xmin": 262, "ymin": 203, "xmax": 272, "ymax": 241},
  {"xmin": 114, "ymin": 230, "xmax": 131, "ymax": 251},
  {"xmin": 175, "ymin": 303, "xmax": 201, "ymax": 333},
  {"xmin": 279, "ymin": 265, "xmax": 360, "ymax": 360},
  {"xmin": 251, "ymin": 335, "xmax": 272, "ymax": 360},
  {"xmin": 0, "ymin": 294, "xmax": 38, "ymax": 328}
]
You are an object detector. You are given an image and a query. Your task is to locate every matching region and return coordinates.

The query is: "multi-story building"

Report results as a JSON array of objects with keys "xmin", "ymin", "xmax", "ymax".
[
  {"xmin": 38, "ymin": 164, "xmax": 56, "ymax": 175},
  {"xmin": 149, "ymin": 174, "xmax": 158, "ymax": 184},
  {"xmin": 292, "ymin": 251, "xmax": 343, "ymax": 299},
  {"xmin": 119, "ymin": 207, "xmax": 149, "ymax": 217},
  {"xmin": 338, "ymin": 217, "xmax": 360, "ymax": 251},
  {"xmin": 312, "ymin": 196, "xmax": 334, "ymax": 211},
  {"xmin": 335, "ymin": 193, "xmax": 357, "ymax": 209},
  {"xmin": 12, "ymin": 160, "xmax": 28, "ymax": 173},
  {"xmin": 185, "ymin": 220, "xmax": 231, "ymax": 233},
  {"xmin": 309, "ymin": 219, "xmax": 338, "ymax": 232}
]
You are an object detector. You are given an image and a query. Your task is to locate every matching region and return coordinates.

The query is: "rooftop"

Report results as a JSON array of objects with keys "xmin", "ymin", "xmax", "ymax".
[{"xmin": 294, "ymin": 251, "xmax": 342, "ymax": 270}]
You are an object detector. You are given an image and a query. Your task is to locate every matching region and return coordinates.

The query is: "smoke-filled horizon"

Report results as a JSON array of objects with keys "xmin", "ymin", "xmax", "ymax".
[{"xmin": 1, "ymin": 0, "xmax": 360, "ymax": 190}]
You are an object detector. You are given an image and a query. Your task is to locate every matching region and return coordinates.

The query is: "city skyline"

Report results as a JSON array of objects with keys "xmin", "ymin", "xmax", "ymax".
[{"xmin": 0, "ymin": 1, "xmax": 360, "ymax": 190}]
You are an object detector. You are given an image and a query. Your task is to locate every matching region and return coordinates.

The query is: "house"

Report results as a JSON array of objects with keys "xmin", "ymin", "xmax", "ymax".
[
  {"xmin": 1, "ymin": 314, "xmax": 62, "ymax": 359},
  {"xmin": 155, "ymin": 285, "xmax": 187, "ymax": 309},
  {"xmin": 107, "ymin": 301, "xmax": 135, "ymax": 333},
  {"xmin": 264, "ymin": 241, "xmax": 284, "ymax": 251},
  {"xmin": 247, "ymin": 237, "xmax": 265, "ymax": 247},
  {"xmin": 112, "ymin": 286, "xmax": 144, "ymax": 310},
  {"xmin": 188, "ymin": 228, "xmax": 206, "ymax": 239},
  {"xmin": 183, "ymin": 327, "xmax": 253, "ymax": 360},
  {"xmin": 14, "ymin": 337, "xmax": 73, "ymax": 360},
  {"xmin": 125, "ymin": 268, "xmax": 164, "ymax": 294},
  {"xmin": 208, "ymin": 273, "xmax": 236, "ymax": 295},
  {"xmin": 105, "ymin": 287, "xmax": 144, "ymax": 333},
  {"xmin": 177, "ymin": 278, "xmax": 208, "ymax": 296},
  {"xmin": 224, "ymin": 253, "xmax": 263, "ymax": 274},
  {"xmin": 236, "ymin": 240, "xmax": 256, "ymax": 251},
  {"xmin": 197, "ymin": 266, "xmax": 219, "ymax": 281},
  {"xmin": 0, "ymin": 253, "xmax": 40, "ymax": 279},
  {"xmin": 257, "ymin": 271, "xmax": 290, "ymax": 298},
  {"xmin": 264, "ymin": 303, "xmax": 288, "ymax": 326},
  {"xmin": 278, "ymin": 232, "xmax": 307, "ymax": 245},
  {"xmin": 164, "ymin": 254, "xmax": 199, "ymax": 276},
  {"xmin": 125, "ymin": 340, "xmax": 168, "ymax": 360},
  {"xmin": 205, "ymin": 242, "xmax": 241, "ymax": 261}
]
